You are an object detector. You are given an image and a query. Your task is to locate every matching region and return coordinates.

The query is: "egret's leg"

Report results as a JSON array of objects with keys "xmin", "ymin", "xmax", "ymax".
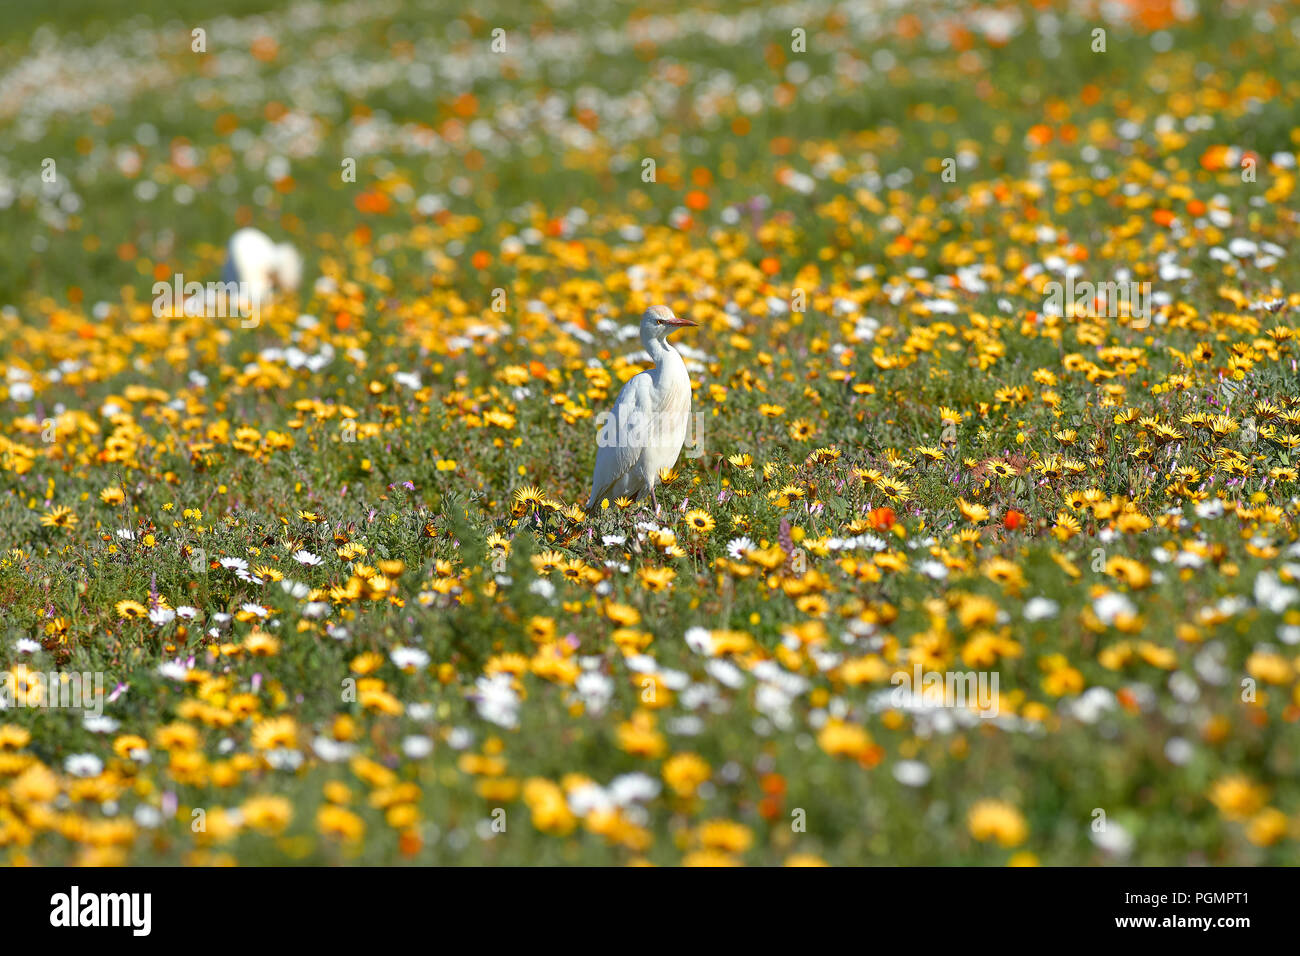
[{"xmin": 650, "ymin": 484, "xmax": 660, "ymax": 514}]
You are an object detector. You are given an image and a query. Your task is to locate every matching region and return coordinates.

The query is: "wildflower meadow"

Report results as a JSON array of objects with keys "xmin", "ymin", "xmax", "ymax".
[{"xmin": 2, "ymin": 0, "xmax": 1299, "ymax": 871}]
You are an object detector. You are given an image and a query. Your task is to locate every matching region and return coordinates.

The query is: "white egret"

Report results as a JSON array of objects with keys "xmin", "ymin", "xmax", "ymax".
[
  {"xmin": 586, "ymin": 305, "xmax": 698, "ymax": 513},
  {"xmin": 221, "ymin": 228, "xmax": 303, "ymax": 303}
]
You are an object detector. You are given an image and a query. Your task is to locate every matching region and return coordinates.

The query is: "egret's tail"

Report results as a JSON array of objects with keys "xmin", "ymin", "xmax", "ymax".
[{"xmin": 585, "ymin": 479, "xmax": 628, "ymax": 515}]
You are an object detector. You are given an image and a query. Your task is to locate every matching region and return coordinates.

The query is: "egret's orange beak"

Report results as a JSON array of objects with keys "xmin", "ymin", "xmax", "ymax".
[{"xmin": 665, "ymin": 314, "xmax": 698, "ymax": 327}]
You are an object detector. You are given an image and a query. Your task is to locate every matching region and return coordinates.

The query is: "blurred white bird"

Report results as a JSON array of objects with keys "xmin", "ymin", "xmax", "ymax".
[
  {"xmin": 586, "ymin": 305, "xmax": 697, "ymax": 513},
  {"xmin": 221, "ymin": 227, "xmax": 303, "ymax": 303}
]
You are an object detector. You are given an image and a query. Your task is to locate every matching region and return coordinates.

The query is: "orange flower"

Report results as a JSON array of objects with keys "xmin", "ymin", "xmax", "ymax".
[
  {"xmin": 1199, "ymin": 145, "xmax": 1230, "ymax": 171},
  {"xmin": 251, "ymin": 35, "xmax": 279, "ymax": 62},
  {"xmin": 1026, "ymin": 124, "xmax": 1053, "ymax": 147},
  {"xmin": 452, "ymin": 92, "xmax": 478, "ymax": 117},
  {"xmin": 869, "ymin": 507, "xmax": 896, "ymax": 531},
  {"xmin": 354, "ymin": 190, "xmax": 392, "ymax": 214}
]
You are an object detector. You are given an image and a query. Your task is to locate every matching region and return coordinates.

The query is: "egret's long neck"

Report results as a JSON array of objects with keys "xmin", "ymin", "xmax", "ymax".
[{"xmin": 643, "ymin": 331, "xmax": 675, "ymax": 367}]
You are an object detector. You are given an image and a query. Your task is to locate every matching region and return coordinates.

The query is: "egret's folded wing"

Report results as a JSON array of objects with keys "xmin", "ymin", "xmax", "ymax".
[{"xmin": 586, "ymin": 372, "xmax": 652, "ymax": 510}]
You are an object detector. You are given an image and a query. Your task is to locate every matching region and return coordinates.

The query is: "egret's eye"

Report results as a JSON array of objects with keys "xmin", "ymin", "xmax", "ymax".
[{"xmin": 656, "ymin": 320, "xmax": 664, "ymax": 325}]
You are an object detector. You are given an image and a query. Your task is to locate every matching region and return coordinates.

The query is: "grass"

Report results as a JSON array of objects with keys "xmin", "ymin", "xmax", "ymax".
[{"xmin": 1, "ymin": 0, "xmax": 1298, "ymax": 865}]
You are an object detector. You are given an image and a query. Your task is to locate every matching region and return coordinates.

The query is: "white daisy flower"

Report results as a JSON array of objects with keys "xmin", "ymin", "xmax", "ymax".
[
  {"xmin": 148, "ymin": 606, "xmax": 176, "ymax": 626},
  {"xmin": 64, "ymin": 754, "xmax": 104, "ymax": 777},
  {"xmin": 685, "ymin": 627, "xmax": 715, "ymax": 655},
  {"xmin": 1023, "ymin": 597, "xmax": 1059, "ymax": 621},
  {"xmin": 84, "ymin": 714, "xmax": 119, "ymax": 734},
  {"xmin": 402, "ymin": 735, "xmax": 434, "ymax": 758},
  {"xmin": 726, "ymin": 536, "xmax": 756, "ymax": 560},
  {"xmin": 892, "ymin": 760, "xmax": 931, "ymax": 787},
  {"xmin": 390, "ymin": 646, "xmax": 431, "ymax": 670}
]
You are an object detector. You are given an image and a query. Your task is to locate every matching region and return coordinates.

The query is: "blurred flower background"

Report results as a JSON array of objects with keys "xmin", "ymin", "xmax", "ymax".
[{"xmin": 1, "ymin": 0, "xmax": 1299, "ymax": 864}]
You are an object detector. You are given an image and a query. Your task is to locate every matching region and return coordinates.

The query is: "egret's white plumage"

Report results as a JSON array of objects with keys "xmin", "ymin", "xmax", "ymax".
[
  {"xmin": 586, "ymin": 305, "xmax": 697, "ymax": 513},
  {"xmin": 221, "ymin": 228, "xmax": 303, "ymax": 302}
]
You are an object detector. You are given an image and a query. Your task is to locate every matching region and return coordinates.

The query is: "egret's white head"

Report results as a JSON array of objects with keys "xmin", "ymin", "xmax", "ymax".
[
  {"xmin": 271, "ymin": 242, "xmax": 303, "ymax": 293},
  {"xmin": 640, "ymin": 305, "xmax": 697, "ymax": 347}
]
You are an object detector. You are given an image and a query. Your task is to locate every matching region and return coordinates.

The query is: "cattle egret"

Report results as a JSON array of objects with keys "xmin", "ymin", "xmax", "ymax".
[
  {"xmin": 586, "ymin": 305, "xmax": 698, "ymax": 513},
  {"xmin": 221, "ymin": 228, "xmax": 303, "ymax": 303}
]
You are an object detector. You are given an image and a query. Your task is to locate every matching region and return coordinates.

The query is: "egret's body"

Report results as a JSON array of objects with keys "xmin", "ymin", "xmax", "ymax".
[
  {"xmin": 221, "ymin": 228, "xmax": 303, "ymax": 303},
  {"xmin": 586, "ymin": 305, "xmax": 697, "ymax": 513}
]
